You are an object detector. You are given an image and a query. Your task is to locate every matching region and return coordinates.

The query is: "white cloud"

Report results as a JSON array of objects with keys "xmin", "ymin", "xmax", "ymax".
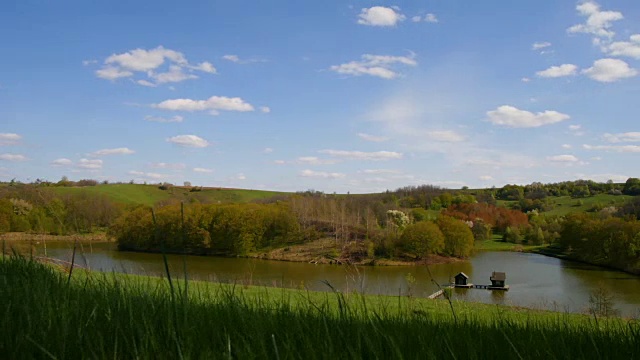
[
  {"xmin": 605, "ymin": 34, "xmax": 640, "ymax": 59},
  {"xmin": 222, "ymin": 55, "xmax": 240, "ymax": 63},
  {"xmin": 357, "ymin": 6, "xmax": 405, "ymax": 27},
  {"xmin": 166, "ymin": 135, "xmax": 210, "ymax": 148},
  {"xmin": 536, "ymin": 64, "xmax": 578, "ymax": 78},
  {"xmin": 51, "ymin": 158, "xmax": 73, "ymax": 166},
  {"xmin": 330, "ymin": 53, "xmax": 417, "ymax": 79},
  {"xmin": 479, "ymin": 175, "xmax": 494, "ymax": 181},
  {"xmin": 82, "ymin": 59, "xmax": 97, "ymax": 66},
  {"xmin": 567, "ymin": 1, "xmax": 623, "ymax": 40},
  {"xmin": 90, "ymin": 147, "xmax": 135, "ymax": 156},
  {"xmin": 532, "ymin": 42, "xmax": 552, "ymax": 50},
  {"xmin": 232, "ymin": 173, "xmax": 246, "ymax": 180},
  {"xmin": 361, "ymin": 169, "xmax": 400, "ymax": 175},
  {"xmin": 426, "ymin": 130, "xmax": 465, "ymax": 142},
  {"xmin": 145, "ymin": 115, "xmax": 184, "ymax": 123},
  {"xmin": 96, "ymin": 66, "xmax": 133, "ymax": 80},
  {"xmin": 0, "ymin": 133, "xmax": 22, "ymax": 146},
  {"xmin": 486, "ymin": 105, "xmax": 571, "ymax": 128},
  {"xmin": 521, "ymin": 77, "xmax": 531, "ymax": 82},
  {"xmin": 412, "ymin": 13, "xmax": 438, "ymax": 23},
  {"xmin": 77, "ymin": 158, "xmax": 102, "ymax": 169},
  {"xmin": 547, "ymin": 154, "xmax": 579, "ymax": 162},
  {"xmin": 357, "ymin": 133, "xmax": 389, "ymax": 142},
  {"xmin": 260, "ymin": 106, "xmax": 271, "ymax": 113},
  {"xmin": 0, "ymin": 153, "xmax": 27, "ymax": 162},
  {"xmin": 96, "ymin": 46, "xmax": 215, "ymax": 85},
  {"xmin": 296, "ymin": 156, "xmax": 339, "ymax": 165},
  {"xmin": 154, "ymin": 95, "xmax": 255, "ymax": 113},
  {"xmin": 150, "ymin": 65, "xmax": 198, "ymax": 84},
  {"xmin": 274, "ymin": 160, "xmax": 286, "ymax": 165},
  {"xmin": 128, "ymin": 171, "xmax": 166, "ymax": 180},
  {"xmin": 190, "ymin": 61, "xmax": 216, "ymax": 74},
  {"xmin": 583, "ymin": 144, "xmax": 640, "ymax": 153},
  {"xmin": 582, "ymin": 58, "xmax": 638, "ymax": 82},
  {"xmin": 221, "ymin": 55, "xmax": 265, "ymax": 64},
  {"xmin": 263, "ymin": 147, "xmax": 274, "ymax": 154},
  {"xmin": 603, "ymin": 132, "xmax": 640, "ymax": 143},
  {"xmin": 319, "ymin": 149, "xmax": 403, "ymax": 161},
  {"xmin": 569, "ymin": 125, "xmax": 582, "ymax": 131},
  {"xmin": 193, "ymin": 167, "xmax": 213, "ymax": 173},
  {"xmin": 562, "ymin": 144, "xmax": 572, "ymax": 149},
  {"xmin": 150, "ymin": 162, "xmax": 186, "ymax": 170},
  {"xmin": 299, "ymin": 169, "xmax": 346, "ymax": 179}
]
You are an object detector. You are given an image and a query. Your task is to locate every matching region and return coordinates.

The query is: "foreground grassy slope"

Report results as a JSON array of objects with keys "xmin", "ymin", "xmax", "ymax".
[
  {"xmin": 1, "ymin": 257, "xmax": 638, "ymax": 359},
  {"xmin": 52, "ymin": 184, "xmax": 285, "ymax": 206}
]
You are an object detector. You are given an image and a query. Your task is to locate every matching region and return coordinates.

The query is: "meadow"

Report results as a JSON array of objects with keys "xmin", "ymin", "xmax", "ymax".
[{"xmin": 1, "ymin": 256, "xmax": 638, "ymax": 359}]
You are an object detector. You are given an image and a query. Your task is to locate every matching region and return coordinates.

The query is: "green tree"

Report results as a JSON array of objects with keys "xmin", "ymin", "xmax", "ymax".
[
  {"xmin": 623, "ymin": 178, "xmax": 640, "ymax": 195},
  {"xmin": 436, "ymin": 216, "xmax": 474, "ymax": 257},
  {"xmin": 399, "ymin": 221, "xmax": 445, "ymax": 258}
]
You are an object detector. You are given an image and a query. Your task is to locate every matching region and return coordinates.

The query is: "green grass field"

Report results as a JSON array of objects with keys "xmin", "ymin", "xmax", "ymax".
[
  {"xmin": 1, "ymin": 256, "xmax": 638, "ymax": 359},
  {"xmin": 475, "ymin": 234, "xmax": 546, "ymax": 252},
  {"xmin": 497, "ymin": 194, "xmax": 632, "ymax": 217},
  {"xmin": 51, "ymin": 184, "xmax": 286, "ymax": 206}
]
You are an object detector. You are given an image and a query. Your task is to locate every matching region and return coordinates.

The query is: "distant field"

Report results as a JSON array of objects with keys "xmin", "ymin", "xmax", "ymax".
[
  {"xmin": 498, "ymin": 194, "xmax": 632, "ymax": 216},
  {"xmin": 51, "ymin": 184, "xmax": 286, "ymax": 206}
]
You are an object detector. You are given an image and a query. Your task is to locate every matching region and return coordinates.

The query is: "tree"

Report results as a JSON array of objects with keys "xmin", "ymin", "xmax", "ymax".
[
  {"xmin": 436, "ymin": 216, "xmax": 474, "ymax": 257},
  {"xmin": 399, "ymin": 221, "xmax": 445, "ymax": 258},
  {"xmin": 623, "ymin": 178, "xmax": 640, "ymax": 196}
]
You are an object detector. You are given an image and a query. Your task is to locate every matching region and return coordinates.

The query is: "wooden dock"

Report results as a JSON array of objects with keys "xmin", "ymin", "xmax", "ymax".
[{"xmin": 428, "ymin": 284, "xmax": 509, "ymax": 299}]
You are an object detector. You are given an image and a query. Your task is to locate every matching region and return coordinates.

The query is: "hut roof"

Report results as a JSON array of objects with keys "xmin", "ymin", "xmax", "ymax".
[
  {"xmin": 490, "ymin": 271, "xmax": 506, "ymax": 281},
  {"xmin": 455, "ymin": 272, "xmax": 469, "ymax": 279}
]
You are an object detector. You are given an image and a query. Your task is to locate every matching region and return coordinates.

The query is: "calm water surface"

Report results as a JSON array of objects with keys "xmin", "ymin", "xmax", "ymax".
[{"xmin": 33, "ymin": 241, "xmax": 640, "ymax": 317}]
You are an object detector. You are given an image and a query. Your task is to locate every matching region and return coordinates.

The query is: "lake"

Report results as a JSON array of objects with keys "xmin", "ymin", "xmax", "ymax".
[{"xmin": 31, "ymin": 240, "xmax": 640, "ymax": 317}]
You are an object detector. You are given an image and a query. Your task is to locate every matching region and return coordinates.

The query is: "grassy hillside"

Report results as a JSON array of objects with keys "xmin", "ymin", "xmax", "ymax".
[
  {"xmin": 2, "ymin": 257, "xmax": 637, "ymax": 359},
  {"xmin": 51, "ymin": 184, "xmax": 286, "ymax": 206},
  {"xmin": 497, "ymin": 194, "xmax": 632, "ymax": 216}
]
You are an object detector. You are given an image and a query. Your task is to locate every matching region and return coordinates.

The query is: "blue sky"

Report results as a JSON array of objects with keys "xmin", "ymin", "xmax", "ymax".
[{"xmin": 1, "ymin": 0, "xmax": 639, "ymax": 193}]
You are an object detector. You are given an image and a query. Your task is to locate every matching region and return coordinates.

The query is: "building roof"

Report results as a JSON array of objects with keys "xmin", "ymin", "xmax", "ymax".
[
  {"xmin": 490, "ymin": 271, "xmax": 506, "ymax": 281},
  {"xmin": 455, "ymin": 272, "xmax": 469, "ymax": 279}
]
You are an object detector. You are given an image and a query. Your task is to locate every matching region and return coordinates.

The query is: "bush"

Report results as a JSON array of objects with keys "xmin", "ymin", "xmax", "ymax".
[{"xmin": 399, "ymin": 221, "xmax": 445, "ymax": 258}]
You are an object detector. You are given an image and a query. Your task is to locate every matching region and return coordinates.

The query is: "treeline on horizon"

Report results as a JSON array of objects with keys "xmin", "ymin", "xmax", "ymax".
[{"xmin": 1, "ymin": 177, "xmax": 640, "ymax": 272}]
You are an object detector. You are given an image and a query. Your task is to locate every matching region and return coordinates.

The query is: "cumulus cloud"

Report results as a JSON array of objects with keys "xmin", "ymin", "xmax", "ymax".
[
  {"xmin": 582, "ymin": 58, "xmax": 637, "ymax": 82},
  {"xmin": 90, "ymin": 147, "xmax": 135, "ymax": 156},
  {"xmin": 319, "ymin": 149, "xmax": 403, "ymax": 161},
  {"xmin": 193, "ymin": 167, "xmax": 213, "ymax": 173},
  {"xmin": 521, "ymin": 77, "xmax": 531, "ymax": 83},
  {"xmin": 154, "ymin": 96, "xmax": 255, "ymax": 114},
  {"xmin": 77, "ymin": 158, "xmax": 102, "ymax": 169},
  {"xmin": 260, "ymin": 106, "xmax": 271, "ymax": 113},
  {"xmin": 546, "ymin": 155, "xmax": 579, "ymax": 162},
  {"xmin": 357, "ymin": 133, "xmax": 389, "ymax": 142},
  {"xmin": 604, "ymin": 34, "xmax": 640, "ymax": 59},
  {"xmin": 51, "ymin": 158, "xmax": 73, "ymax": 166},
  {"xmin": 583, "ymin": 144, "xmax": 640, "ymax": 153},
  {"xmin": 567, "ymin": 1, "xmax": 623, "ymax": 40},
  {"xmin": 262, "ymin": 147, "xmax": 274, "ymax": 154},
  {"xmin": 330, "ymin": 53, "xmax": 417, "ymax": 79},
  {"xmin": 603, "ymin": 132, "xmax": 640, "ymax": 143},
  {"xmin": 562, "ymin": 144, "xmax": 572, "ymax": 149},
  {"xmin": 486, "ymin": 105, "xmax": 571, "ymax": 128},
  {"xmin": 128, "ymin": 171, "xmax": 166, "ymax": 180},
  {"xmin": 299, "ymin": 169, "xmax": 346, "ymax": 179},
  {"xmin": 0, "ymin": 153, "xmax": 27, "ymax": 162},
  {"xmin": 231, "ymin": 173, "xmax": 246, "ymax": 181},
  {"xmin": 536, "ymin": 64, "xmax": 578, "ymax": 78},
  {"xmin": 0, "ymin": 133, "xmax": 22, "ymax": 146},
  {"xmin": 532, "ymin": 42, "xmax": 551, "ymax": 50},
  {"xmin": 95, "ymin": 46, "xmax": 215, "ymax": 85},
  {"xmin": 274, "ymin": 160, "xmax": 286, "ymax": 165},
  {"xmin": 145, "ymin": 115, "xmax": 184, "ymax": 123},
  {"xmin": 412, "ymin": 13, "xmax": 438, "ymax": 23},
  {"xmin": 357, "ymin": 6, "xmax": 405, "ymax": 27},
  {"xmin": 479, "ymin": 175, "xmax": 494, "ymax": 181},
  {"xmin": 166, "ymin": 135, "xmax": 210, "ymax": 148}
]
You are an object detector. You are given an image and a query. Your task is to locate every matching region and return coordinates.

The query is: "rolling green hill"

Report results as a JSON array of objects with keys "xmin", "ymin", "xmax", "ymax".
[
  {"xmin": 51, "ymin": 184, "xmax": 286, "ymax": 206},
  {"xmin": 497, "ymin": 194, "xmax": 632, "ymax": 216}
]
